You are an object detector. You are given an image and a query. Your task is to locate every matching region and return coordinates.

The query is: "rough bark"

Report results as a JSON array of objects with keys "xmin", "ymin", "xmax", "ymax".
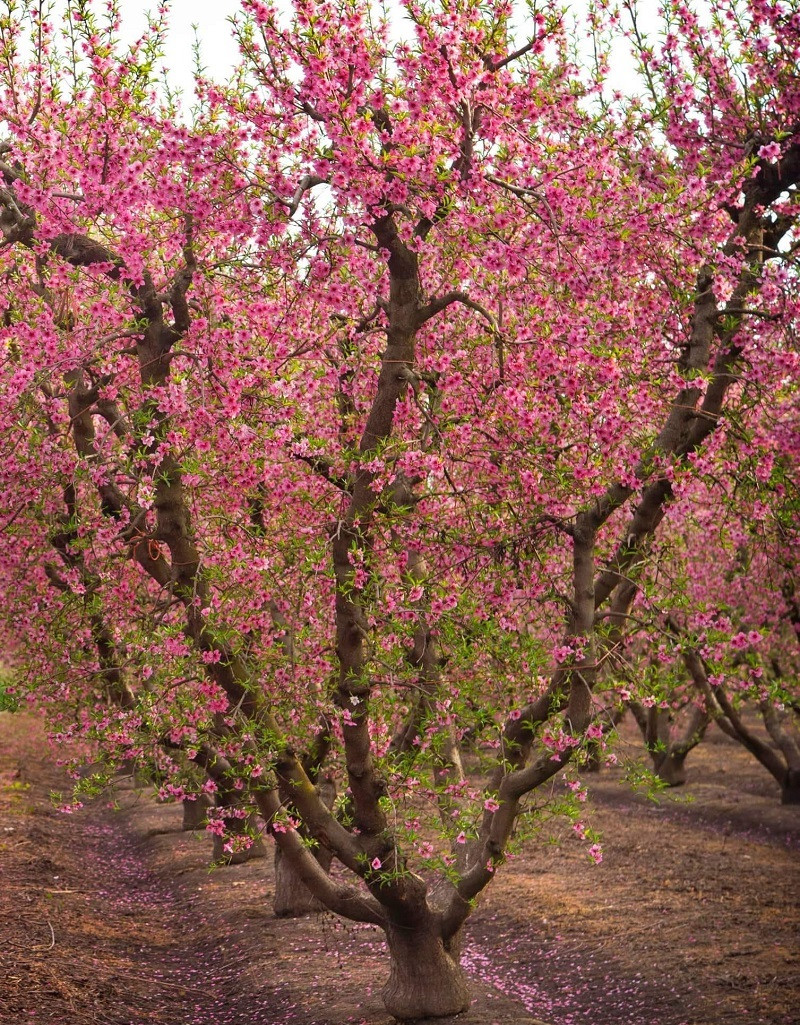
[
  {"xmin": 1, "ymin": 149, "xmax": 415, "ymax": 928},
  {"xmin": 762, "ymin": 703, "xmax": 800, "ymax": 805},
  {"xmin": 591, "ymin": 148, "xmax": 800, "ymax": 611},
  {"xmin": 382, "ymin": 922, "xmax": 470, "ymax": 1020},
  {"xmin": 441, "ymin": 146, "xmax": 800, "ymax": 923}
]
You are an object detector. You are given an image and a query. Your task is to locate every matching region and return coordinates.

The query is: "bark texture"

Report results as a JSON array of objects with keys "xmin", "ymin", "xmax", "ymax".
[{"xmin": 382, "ymin": 923, "xmax": 470, "ymax": 1020}]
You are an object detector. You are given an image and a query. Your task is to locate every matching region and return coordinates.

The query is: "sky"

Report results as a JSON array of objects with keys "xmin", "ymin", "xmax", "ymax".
[
  {"xmin": 111, "ymin": 0, "xmax": 655, "ymax": 101},
  {"xmin": 119, "ymin": 0, "xmax": 242, "ymax": 98}
]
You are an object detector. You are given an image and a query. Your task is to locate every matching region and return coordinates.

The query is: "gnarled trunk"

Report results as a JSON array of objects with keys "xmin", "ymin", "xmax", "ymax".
[
  {"xmin": 382, "ymin": 922, "xmax": 470, "ymax": 1020},
  {"xmin": 181, "ymin": 794, "xmax": 213, "ymax": 831},
  {"xmin": 630, "ymin": 698, "xmax": 707, "ymax": 788},
  {"xmin": 654, "ymin": 749, "xmax": 688, "ymax": 787},
  {"xmin": 212, "ymin": 811, "xmax": 267, "ymax": 865},
  {"xmin": 273, "ymin": 842, "xmax": 334, "ymax": 916}
]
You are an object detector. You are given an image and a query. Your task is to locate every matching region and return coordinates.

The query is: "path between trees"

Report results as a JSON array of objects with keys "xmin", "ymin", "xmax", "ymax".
[{"xmin": 1, "ymin": 713, "xmax": 797, "ymax": 1025}]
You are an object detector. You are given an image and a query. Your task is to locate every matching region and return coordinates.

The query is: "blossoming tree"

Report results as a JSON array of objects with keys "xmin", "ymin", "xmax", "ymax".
[
  {"xmin": 0, "ymin": 0, "xmax": 798, "ymax": 1017},
  {"xmin": 660, "ymin": 436, "xmax": 800, "ymax": 802}
]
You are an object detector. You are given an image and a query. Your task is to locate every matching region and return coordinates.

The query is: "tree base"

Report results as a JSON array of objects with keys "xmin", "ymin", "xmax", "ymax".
[
  {"xmin": 273, "ymin": 843, "xmax": 333, "ymax": 916},
  {"xmin": 212, "ymin": 814, "xmax": 267, "ymax": 865},
  {"xmin": 654, "ymin": 751, "xmax": 688, "ymax": 787},
  {"xmin": 382, "ymin": 924, "xmax": 470, "ymax": 1020},
  {"xmin": 781, "ymin": 772, "xmax": 800, "ymax": 805},
  {"xmin": 181, "ymin": 794, "xmax": 213, "ymax": 831}
]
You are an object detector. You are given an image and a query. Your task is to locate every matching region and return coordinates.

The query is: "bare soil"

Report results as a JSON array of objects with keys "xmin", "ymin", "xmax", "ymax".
[{"xmin": 1, "ymin": 711, "xmax": 797, "ymax": 1025}]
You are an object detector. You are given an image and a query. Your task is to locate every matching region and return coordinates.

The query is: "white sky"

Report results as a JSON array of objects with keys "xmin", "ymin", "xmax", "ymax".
[
  {"xmin": 107, "ymin": 0, "xmax": 659, "ymax": 104},
  {"xmin": 120, "ymin": 0, "xmax": 242, "ymax": 98}
]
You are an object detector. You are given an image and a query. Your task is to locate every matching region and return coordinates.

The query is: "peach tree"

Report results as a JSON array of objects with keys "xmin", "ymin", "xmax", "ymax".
[{"xmin": 0, "ymin": 0, "xmax": 798, "ymax": 1017}]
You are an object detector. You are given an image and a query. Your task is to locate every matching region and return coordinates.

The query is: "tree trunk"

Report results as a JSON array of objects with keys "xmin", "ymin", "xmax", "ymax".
[
  {"xmin": 181, "ymin": 794, "xmax": 213, "ymax": 831},
  {"xmin": 212, "ymin": 812, "xmax": 267, "ymax": 865},
  {"xmin": 382, "ymin": 922, "xmax": 470, "ymax": 1020},
  {"xmin": 273, "ymin": 775, "xmax": 336, "ymax": 916},
  {"xmin": 781, "ymin": 769, "xmax": 800, "ymax": 805},
  {"xmin": 273, "ymin": 843, "xmax": 334, "ymax": 916},
  {"xmin": 655, "ymin": 749, "xmax": 688, "ymax": 787}
]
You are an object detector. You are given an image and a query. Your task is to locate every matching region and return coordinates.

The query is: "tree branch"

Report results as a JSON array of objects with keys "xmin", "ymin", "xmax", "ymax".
[
  {"xmin": 416, "ymin": 290, "xmax": 497, "ymax": 329},
  {"xmin": 483, "ymin": 39, "xmax": 536, "ymax": 72},
  {"xmin": 280, "ymin": 174, "xmax": 327, "ymax": 218}
]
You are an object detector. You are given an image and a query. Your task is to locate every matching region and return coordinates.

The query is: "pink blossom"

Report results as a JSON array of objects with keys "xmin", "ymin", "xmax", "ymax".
[{"xmin": 757, "ymin": 141, "xmax": 781, "ymax": 162}]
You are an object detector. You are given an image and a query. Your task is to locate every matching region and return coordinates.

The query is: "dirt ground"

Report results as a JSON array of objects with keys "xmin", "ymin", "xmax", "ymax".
[{"xmin": 1, "ymin": 711, "xmax": 798, "ymax": 1025}]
